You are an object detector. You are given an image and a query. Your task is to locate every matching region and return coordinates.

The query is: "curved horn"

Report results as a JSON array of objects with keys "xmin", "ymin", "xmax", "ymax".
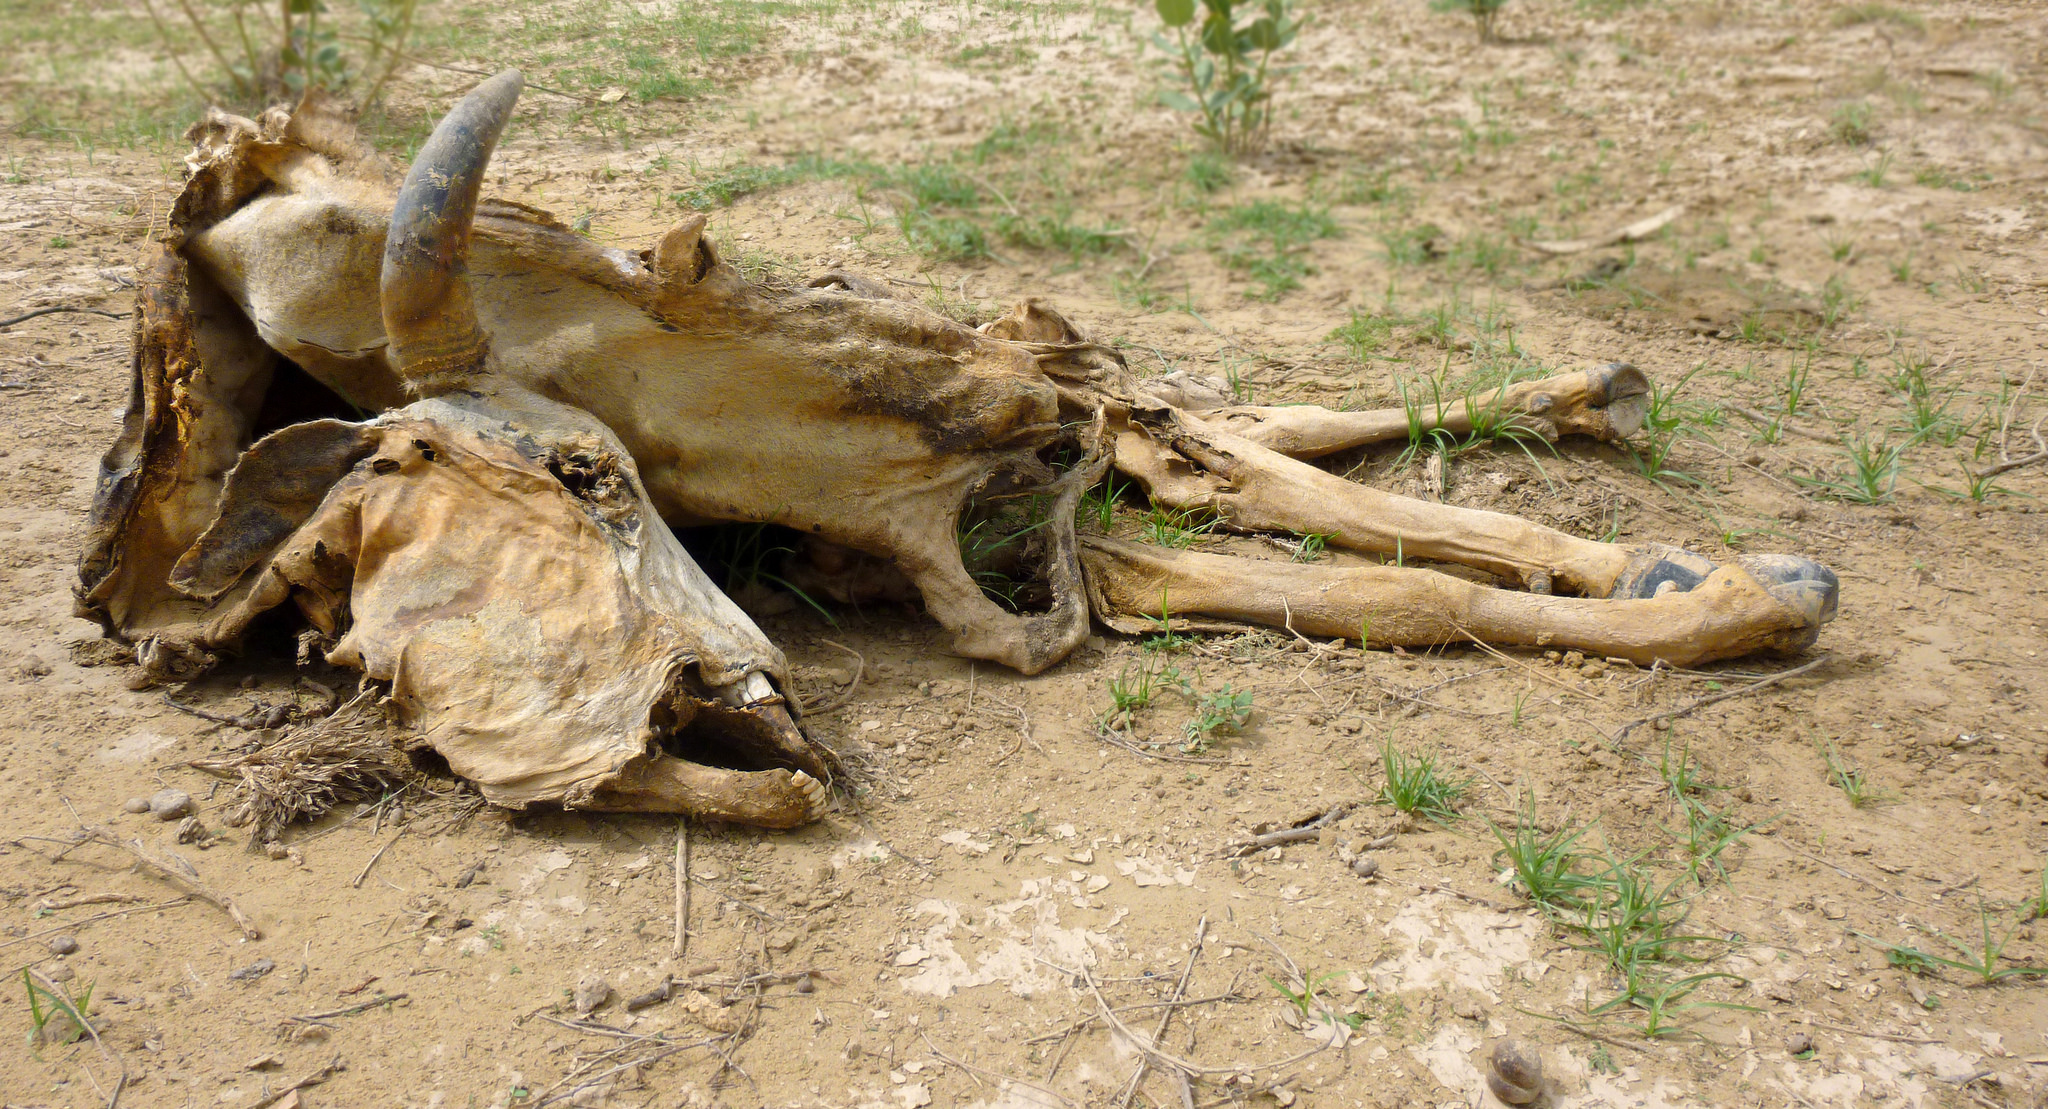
[{"xmin": 381, "ymin": 69, "xmax": 522, "ymax": 394}]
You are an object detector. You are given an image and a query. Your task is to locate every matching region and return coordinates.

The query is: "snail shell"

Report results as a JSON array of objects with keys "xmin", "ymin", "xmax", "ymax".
[{"xmin": 1488, "ymin": 1038, "xmax": 1543, "ymax": 1105}]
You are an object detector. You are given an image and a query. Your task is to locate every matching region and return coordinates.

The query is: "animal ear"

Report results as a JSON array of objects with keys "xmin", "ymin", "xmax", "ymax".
[
  {"xmin": 981, "ymin": 298, "xmax": 1088, "ymax": 344},
  {"xmin": 654, "ymin": 213, "xmax": 716, "ymax": 287},
  {"xmin": 169, "ymin": 419, "xmax": 380, "ymax": 602}
]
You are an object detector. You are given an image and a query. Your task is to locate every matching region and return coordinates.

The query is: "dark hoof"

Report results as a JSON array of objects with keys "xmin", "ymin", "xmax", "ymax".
[
  {"xmin": 1611, "ymin": 545, "xmax": 1842, "ymax": 649},
  {"xmin": 1736, "ymin": 553, "xmax": 1840, "ymax": 626},
  {"xmin": 1608, "ymin": 543, "xmax": 1719, "ymax": 600}
]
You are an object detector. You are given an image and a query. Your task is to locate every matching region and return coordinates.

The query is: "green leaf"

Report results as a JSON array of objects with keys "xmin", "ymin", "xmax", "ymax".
[
  {"xmin": 1200, "ymin": 16, "xmax": 1234, "ymax": 56},
  {"xmin": 1155, "ymin": 0, "xmax": 1196, "ymax": 27},
  {"xmin": 1246, "ymin": 16, "xmax": 1281, "ymax": 51},
  {"xmin": 1193, "ymin": 56, "xmax": 1214, "ymax": 89},
  {"xmin": 1159, "ymin": 90, "xmax": 1202, "ymax": 112}
]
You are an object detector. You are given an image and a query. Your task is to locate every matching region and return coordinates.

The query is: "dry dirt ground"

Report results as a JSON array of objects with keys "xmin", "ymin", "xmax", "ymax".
[{"xmin": 3, "ymin": 0, "xmax": 2048, "ymax": 1106}]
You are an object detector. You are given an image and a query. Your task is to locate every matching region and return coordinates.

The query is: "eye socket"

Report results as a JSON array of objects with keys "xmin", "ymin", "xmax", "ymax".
[
  {"xmin": 372, "ymin": 458, "xmax": 401, "ymax": 475},
  {"xmin": 412, "ymin": 438, "xmax": 439, "ymax": 462}
]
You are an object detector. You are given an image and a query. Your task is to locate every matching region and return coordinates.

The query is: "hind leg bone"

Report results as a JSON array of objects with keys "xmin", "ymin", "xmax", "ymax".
[{"xmin": 1079, "ymin": 538, "xmax": 1832, "ymax": 667}]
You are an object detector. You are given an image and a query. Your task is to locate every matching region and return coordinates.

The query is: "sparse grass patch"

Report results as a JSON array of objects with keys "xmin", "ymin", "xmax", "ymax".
[
  {"xmin": 1832, "ymin": 3, "xmax": 1923, "ymax": 30},
  {"xmin": 1820, "ymin": 742, "xmax": 1892, "ymax": 807},
  {"xmin": 1377, "ymin": 737, "xmax": 1468, "ymax": 821},
  {"xmin": 1830, "ymin": 102, "xmax": 1874, "ymax": 145},
  {"xmin": 1210, "ymin": 200, "xmax": 1341, "ymax": 299},
  {"xmin": 1797, "ymin": 433, "xmax": 1908, "ymax": 505},
  {"xmin": 1856, "ymin": 900, "xmax": 2048, "ymax": 985},
  {"xmin": 1489, "ymin": 797, "xmax": 1600, "ymax": 909}
]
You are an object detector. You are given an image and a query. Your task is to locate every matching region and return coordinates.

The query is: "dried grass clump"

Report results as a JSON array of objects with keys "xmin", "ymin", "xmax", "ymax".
[{"xmin": 192, "ymin": 690, "xmax": 421, "ymax": 843}]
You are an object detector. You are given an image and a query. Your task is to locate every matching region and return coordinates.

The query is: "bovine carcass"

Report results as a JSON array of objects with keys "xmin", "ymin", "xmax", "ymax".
[{"xmin": 76, "ymin": 72, "xmax": 1838, "ymax": 826}]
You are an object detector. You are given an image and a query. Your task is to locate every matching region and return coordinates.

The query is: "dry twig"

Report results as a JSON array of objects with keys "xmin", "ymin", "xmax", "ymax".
[
  {"xmin": 673, "ymin": 819, "xmax": 690, "ymax": 960},
  {"xmin": 248, "ymin": 1059, "xmax": 343, "ymax": 1109},
  {"xmin": 43, "ymin": 826, "xmax": 260, "ymax": 940},
  {"xmin": 1118, "ymin": 916, "xmax": 1208, "ymax": 1109},
  {"xmin": 1612, "ymin": 655, "xmax": 1830, "ymax": 743}
]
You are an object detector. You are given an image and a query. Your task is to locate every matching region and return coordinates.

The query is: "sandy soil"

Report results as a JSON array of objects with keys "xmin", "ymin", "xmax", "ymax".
[{"xmin": 2, "ymin": 1, "xmax": 2046, "ymax": 1107}]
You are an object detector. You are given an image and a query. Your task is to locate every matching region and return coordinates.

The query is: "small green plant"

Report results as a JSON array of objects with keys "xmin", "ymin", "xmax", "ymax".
[
  {"xmin": 1626, "ymin": 364, "xmax": 1712, "ymax": 488},
  {"xmin": 1430, "ymin": 0, "xmax": 1509, "ymax": 43},
  {"xmin": 1185, "ymin": 151, "xmax": 1235, "ymax": 192},
  {"xmin": 145, "ymin": 0, "xmax": 420, "ymax": 107},
  {"xmin": 957, "ymin": 510, "xmax": 1054, "ymax": 611},
  {"xmin": 1829, "ymin": 101, "xmax": 1874, "ymax": 146},
  {"xmin": 1184, "ymin": 686, "xmax": 1253, "ymax": 751},
  {"xmin": 1268, "ymin": 969, "xmax": 1365, "ymax": 1031},
  {"xmin": 710, "ymin": 523, "xmax": 837, "ymax": 625},
  {"xmin": 1328, "ymin": 309, "xmax": 1397, "ymax": 363},
  {"xmin": 1150, "ymin": 0, "xmax": 1308, "ymax": 155},
  {"xmin": 1853, "ymin": 150, "xmax": 1895, "ymax": 188},
  {"xmin": 2023, "ymin": 866, "xmax": 2048, "ymax": 923},
  {"xmin": 1857, "ymin": 900, "xmax": 2048, "ymax": 985},
  {"xmin": 1210, "ymin": 200, "xmax": 1341, "ymax": 299},
  {"xmin": 23, "ymin": 969, "xmax": 95, "ymax": 1047},
  {"xmin": 1143, "ymin": 501, "xmax": 1221, "ymax": 548},
  {"xmin": 1818, "ymin": 273, "xmax": 1861, "ymax": 329},
  {"xmin": 1378, "ymin": 737, "xmax": 1467, "ymax": 821},
  {"xmin": 1488, "ymin": 797, "xmax": 1598, "ymax": 909},
  {"xmin": 1289, "ymin": 532, "xmax": 1329, "ymax": 562},
  {"xmin": 1796, "ymin": 433, "xmax": 1908, "ymax": 505},
  {"xmin": 1080, "ymin": 474, "xmax": 1131, "ymax": 532},
  {"xmin": 1927, "ymin": 462, "xmax": 2019, "ymax": 504},
  {"xmin": 1104, "ymin": 661, "xmax": 1181, "ymax": 729},
  {"xmin": 1820, "ymin": 743, "xmax": 1892, "ymax": 807}
]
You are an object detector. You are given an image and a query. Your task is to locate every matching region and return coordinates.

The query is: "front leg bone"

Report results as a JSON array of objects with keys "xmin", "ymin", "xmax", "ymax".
[{"xmin": 1186, "ymin": 363, "xmax": 1651, "ymax": 459}]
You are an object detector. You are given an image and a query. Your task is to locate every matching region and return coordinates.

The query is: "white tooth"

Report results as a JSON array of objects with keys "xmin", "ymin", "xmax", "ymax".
[{"xmin": 792, "ymin": 770, "xmax": 826, "ymax": 805}]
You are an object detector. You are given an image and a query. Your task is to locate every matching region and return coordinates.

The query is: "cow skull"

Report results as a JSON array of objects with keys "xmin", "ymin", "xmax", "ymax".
[{"xmin": 76, "ymin": 73, "xmax": 1839, "ymax": 825}]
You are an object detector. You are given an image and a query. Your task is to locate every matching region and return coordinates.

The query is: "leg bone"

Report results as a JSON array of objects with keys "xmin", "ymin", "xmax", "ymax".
[
  {"xmin": 1079, "ymin": 537, "xmax": 1834, "ymax": 667},
  {"xmin": 1187, "ymin": 363, "xmax": 1650, "ymax": 459}
]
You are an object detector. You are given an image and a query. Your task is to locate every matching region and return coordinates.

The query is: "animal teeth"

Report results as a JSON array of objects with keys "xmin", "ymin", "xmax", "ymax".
[{"xmin": 792, "ymin": 770, "xmax": 827, "ymax": 812}]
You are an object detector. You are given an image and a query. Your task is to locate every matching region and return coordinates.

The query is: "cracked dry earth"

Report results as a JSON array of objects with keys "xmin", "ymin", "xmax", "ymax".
[{"xmin": 3, "ymin": 0, "xmax": 2048, "ymax": 1106}]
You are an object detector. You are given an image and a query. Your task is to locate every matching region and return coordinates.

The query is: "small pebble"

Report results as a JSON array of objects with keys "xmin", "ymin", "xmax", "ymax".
[
  {"xmin": 229, "ymin": 957, "xmax": 275, "ymax": 982},
  {"xmin": 148, "ymin": 789, "xmax": 194, "ymax": 820},
  {"xmin": 795, "ymin": 974, "xmax": 816, "ymax": 994},
  {"xmin": 1785, "ymin": 1031, "xmax": 1814, "ymax": 1056},
  {"xmin": 574, "ymin": 974, "xmax": 612, "ymax": 1016},
  {"xmin": 48, "ymin": 935, "xmax": 79, "ymax": 956},
  {"xmin": 1350, "ymin": 857, "xmax": 1380, "ymax": 880},
  {"xmin": 43, "ymin": 963, "xmax": 75, "ymax": 984},
  {"xmin": 264, "ymin": 841, "xmax": 290, "ymax": 860},
  {"xmin": 122, "ymin": 796, "xmax": 151, "ymax": 815}
]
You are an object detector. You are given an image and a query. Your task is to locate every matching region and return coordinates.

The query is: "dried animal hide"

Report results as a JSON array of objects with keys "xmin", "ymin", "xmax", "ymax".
[{"xmin": 75, "ymin": 75, "xmax": 1842, "ymax": 826}]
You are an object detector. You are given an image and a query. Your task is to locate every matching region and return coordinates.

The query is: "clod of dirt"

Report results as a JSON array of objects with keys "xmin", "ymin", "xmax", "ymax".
[
  {"xmin": 1786, "ymin": 1031, "xmax": 1815, "ymax": 1056},
  {"xmin": 175, "ymin": 816, "xmax": 210, "ymax": 844},
  {"xmin": 1488, "ymin": 1038, "xmax": 1544, "ymax": 1105},
  {"xmin": 574, "ymin": 974, "xmax": 612, "ymax": 1015},
  {"xmin": 122, "ymin": 796, "xmax": 151, "ymax": 814},
  {"xmin": 47, "ymin": 935, "xmax": 79, "ymax": 956},
  {"xmin": 43, "ymin": 963, "xmax": 75, "ymax": 983},
  {"xmin": 264, "ymin": 841, "xmax": 290, "ymax": 860},
  {"xmin": 148, "ymin": 789, "xmax": 193, "ymax": 820},
  {"xmin": 229, "ymin": 957, "xmax": 275, "ymax": 982}
]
